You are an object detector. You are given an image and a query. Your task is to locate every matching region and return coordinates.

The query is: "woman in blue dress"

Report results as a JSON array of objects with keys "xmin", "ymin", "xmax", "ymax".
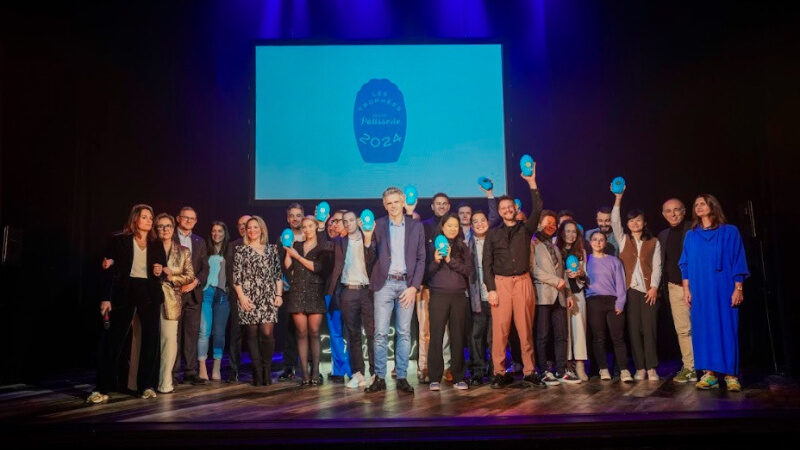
[{"xmin": 679, "ymin": 194, "xmax": 749, "ymax": 391}]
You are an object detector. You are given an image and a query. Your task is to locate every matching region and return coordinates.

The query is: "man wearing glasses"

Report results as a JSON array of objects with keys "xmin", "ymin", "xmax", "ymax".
[
  {"xmin": 173, "ymin": 206, "xmax": 209, "ymax": 385},
  {"xmin": 323, "ymin": 210, "xmax": 352, "ymax": 383},
  {"xmin": 658, "ymin": 198, "xmax": 696, "ymax": 384}
]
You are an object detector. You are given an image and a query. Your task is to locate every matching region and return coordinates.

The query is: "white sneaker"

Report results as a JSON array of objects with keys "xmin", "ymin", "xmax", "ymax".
[
  {"xmin": 647, "ymin": 369, "xmax": 660, "ymax": 381},
  {"xmin": 542, "ymin": 371, "xmax": 561, "ymax": 386},
  {"xmin": 620, "ymin": 370, "xmax": 634, "ymax": 383},
  {"xmin": 346, "ymin": 372, "xmax": 365, "ymax": 389},
  {"xmin": 599, "ymin": 369, "xmax": 612, "ymax": 380},
  {"xmin": 634, "ymin": 369, "xmax": 646, "ymax": 381}
]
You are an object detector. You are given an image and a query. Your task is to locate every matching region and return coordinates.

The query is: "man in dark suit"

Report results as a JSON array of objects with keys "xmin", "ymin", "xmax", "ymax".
[
  {"xmin": 364, "ymin": 187, "xmax": 426, "ymax": 394},
  {"xmin": 328, "ymin": 211, "xmax": 375, "ymax": 389},
  {"xmin": 173, "ymin": 206, "xmax": 209, "ymax": 385},
  {"xmin": 658, "ymin": 198, "xmax": 697, "ymax": 384},
  {"xmin": 224, "ymin": 214, "xmax": 250, "ymax": 383}
]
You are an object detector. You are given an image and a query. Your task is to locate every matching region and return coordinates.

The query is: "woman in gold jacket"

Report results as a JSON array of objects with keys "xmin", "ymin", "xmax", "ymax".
[{"xmin": 153, "ymin": 213, "xmax": 195, "ymax": 393}]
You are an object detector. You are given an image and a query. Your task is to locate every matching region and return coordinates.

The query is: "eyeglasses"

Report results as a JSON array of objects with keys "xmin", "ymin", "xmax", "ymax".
[
  {"xmin": 156, "ymin": 224, "xmax": 174, "ymax": 230},
  {"xmin": 178, "ymin": 216, "xmax": 197, "ymax": 222}
]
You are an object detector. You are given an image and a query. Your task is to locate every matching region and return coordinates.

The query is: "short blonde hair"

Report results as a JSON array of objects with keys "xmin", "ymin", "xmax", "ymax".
[{"xmin": 244, "ymin": 216, "xmax": 268, "ymax": 246}]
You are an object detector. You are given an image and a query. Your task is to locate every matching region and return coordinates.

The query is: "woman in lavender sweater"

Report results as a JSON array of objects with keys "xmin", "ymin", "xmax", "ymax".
[{"xmin": 585, "ymin": 231, "xmax": 632, "ymax": 382}]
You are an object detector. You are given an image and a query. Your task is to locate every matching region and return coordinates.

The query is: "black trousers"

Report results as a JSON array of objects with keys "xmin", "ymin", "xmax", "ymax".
[
  {"xmin": 278, "ymin": 292, "xmax": 298, "ymax": 370},
  {"xmin": 626, "ymin": 288, "xmax": 659, "ymax": 370},
  {"xmin": 339, "ymin": 287, "xmax": 374, "ymax": 376},
  {"xmin": 227, "ymin": 288, "xmax": 242, "ymax": 374},
  {"xmin": 174, "ymin": 294, "xmax": 201, "ymax": 379},
  {"xmin": 469, "ymin": 302, "xmax": 492, "ymax": 377},
  {"xmin": 429, "ymin": 291, "xmax": 468, "ymax": 383},
  {"xmin": 587, "ymin": 295, "xmax": 628, "ymax": 371},
  {"xmin": 96, "ymin": 278, "xmax": 160, "ymax": 394},
  {"xmin": 535, "ymin": 302, "xmax": 568, "ymax": 373}
]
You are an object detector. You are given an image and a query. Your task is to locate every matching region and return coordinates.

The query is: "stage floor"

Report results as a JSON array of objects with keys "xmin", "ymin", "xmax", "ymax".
[{"xmin": 3, "ymin": 360, "xmax": 799, "ymax": 447}]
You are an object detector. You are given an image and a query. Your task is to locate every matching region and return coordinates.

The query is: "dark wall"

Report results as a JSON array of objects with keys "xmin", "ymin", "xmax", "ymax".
[{"xmin": 1, "ymin": 1, "xmax": 796, "ymax": 383}]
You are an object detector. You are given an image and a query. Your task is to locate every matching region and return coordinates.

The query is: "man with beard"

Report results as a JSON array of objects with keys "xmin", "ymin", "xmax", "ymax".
[{"xmin": 585, "ymin": 206, "xmax": 618, "ymax": 256}]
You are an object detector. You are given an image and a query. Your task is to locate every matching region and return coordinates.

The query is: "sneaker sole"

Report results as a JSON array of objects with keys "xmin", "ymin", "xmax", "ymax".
[
  {"xmin": 560, "ymin": 379, "xmax": 582, "ymax": 384},
  {"xmin": 544, "ymin": 381, "xmax": 561, "ymax": 386}
]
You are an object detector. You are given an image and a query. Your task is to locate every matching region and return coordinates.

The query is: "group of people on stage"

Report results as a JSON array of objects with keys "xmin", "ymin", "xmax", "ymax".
[{"xmin": 87, "ymin": 163, "xmax": 750, "ymax": 404}]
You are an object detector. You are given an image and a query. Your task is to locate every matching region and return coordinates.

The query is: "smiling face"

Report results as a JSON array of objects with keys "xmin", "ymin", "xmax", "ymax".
[
  {"xmin": 442, "ymin": 217, "xmax": 460, "ymax": 240},
  {"xmin": 694, "ymin": 197, "xmax": 711, "ymax": 218},
  {"xmin": 563, "ymin": 223, "xmax": 578, "ymax": 245},
  {"xmin": 211, "ymin": 224, "xmax": 225, "ymax": 244},
  {"xmin": 432, "ymin": 195, "xmax": 451, "ymax": 217},
  {"xmin": 540, "ymin": 215, "xmax": 557, "ymax": 237},
  {"xmin": 156, "ymin": 217, "xmax": 174, "ymax": 241},
  {"xmin": 246, "ymin": 219, "xmax": 262, "ymax": 243},
  {"xmin": 589, "ymin": 232, "xmax": 607, "ymax": 254},
  {"xmin": 498, "ymin": 199, "xmax": 516, "ymax": 222},
  {"xmin": 471, "ymin": 212, "xmax": 489, "ymax": 237},
  {"xmin": 327, "ymin": 211, "xmax": 344, "ymax": 238},
  {"xmin": 301, "ymin": 217, "xmax": 317, "ymax": 240},
  {"xmin": 627, "ymin": 214, "xmax": 645, "ymax": 234},
  {"xmin": 383, "ymin": 192, "xmax": 405, "ymax": 218},
  {"xmin": 662, "ymin": 199, "xmax": 685, "ymax": 227},
  {"xmin": 176, "ymin": 209, "xmax": 197, "ymax": 233}
]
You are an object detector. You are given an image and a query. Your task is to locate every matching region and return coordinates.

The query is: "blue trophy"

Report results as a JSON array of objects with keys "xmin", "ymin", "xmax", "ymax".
[
  {"xmin": 404, "ymin": 185, "xmax": 418, "ymax": 206},
  {"xmin": 611, "ymin": 176, "xmax": 626, "ymax": 194},
  {"xmin": 280, "ymin": 228, "xmax": 295, "ymax": 248},
  {"xmin": 477, "ymin": 176, "xmax": 493, "ymax": 191},
  {"xmin": 514, "ymin": 198, "xmax": 522, "ymax": 211},
  {"xmin": 315, "ymin": 201, "xmax": 331, "ymax": 223},
  {"xmin": 360, "ymin": 209, "xmax": 375, "ymax": 231},
  {"xmin": 565, "ymin": 254, "xmax": 580, "ymax": 273},
  {"xmin": 520, "ymin": 154, "xmax": 534, "ymax": 176},
  {"xmin": 434, "ymin": 234, "xmax": 450, "ymax": 257},
  {"xmin": 577, "ymin": 223, "xmax": 585, "ymax": 236}
]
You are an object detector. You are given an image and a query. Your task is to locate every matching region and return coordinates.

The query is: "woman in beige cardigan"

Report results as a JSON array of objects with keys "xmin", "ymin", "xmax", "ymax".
[{"xmin": 153, "ymin": 213, "xmax": 195, "ymax": 393}]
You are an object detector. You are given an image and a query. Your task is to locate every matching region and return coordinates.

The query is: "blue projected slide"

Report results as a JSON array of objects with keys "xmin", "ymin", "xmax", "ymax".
[{"xmin": 254, "ymin": 44, "xmax": 506, "ymax": 200}]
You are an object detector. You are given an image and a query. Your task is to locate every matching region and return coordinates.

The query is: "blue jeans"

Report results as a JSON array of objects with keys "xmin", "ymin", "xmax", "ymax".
[
  {"xmin": 325, "ymin": 293, "xmax": 352, "ymax": 377},
  {"xmin": 373, "ymin": 279, "xmax": 415, "ymax": 379},
  {"xmin": 199, "ymin": 286, "xmax": 229, "ymax": 360}
]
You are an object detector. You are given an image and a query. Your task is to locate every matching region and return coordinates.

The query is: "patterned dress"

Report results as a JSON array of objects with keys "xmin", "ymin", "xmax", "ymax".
[{"xmin": 233, "ymin": 244, "xmax": 282, "ymax": 325}]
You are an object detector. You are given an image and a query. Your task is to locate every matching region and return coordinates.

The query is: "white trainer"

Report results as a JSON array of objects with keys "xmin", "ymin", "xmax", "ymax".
[{"xmin": 346, "ymin": 372, "xmax": 365, "ymax": 389}]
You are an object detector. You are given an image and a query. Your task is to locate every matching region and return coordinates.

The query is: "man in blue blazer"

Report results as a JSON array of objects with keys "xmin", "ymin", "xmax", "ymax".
[{"xmin": 364, "ymin": 187, "xmax": 426, "ymax": 394}]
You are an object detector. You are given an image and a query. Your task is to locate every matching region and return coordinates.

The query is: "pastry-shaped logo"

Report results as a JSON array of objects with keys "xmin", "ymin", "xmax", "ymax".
[
  {"xmin": 565, "ymin": 254, "xmax": 580, "ymax": 272},
  {"xmin": 611, "ymin": 176, "xmax": 626, "ymax": 194},
  {"xmin": 354, "ymin": 79, "xmax": 406, "ymax": 163},
  {"xmin": 280, "ymin": 228, "xmax": 295, "ymax": 248},
  {"xmin": 360, "ymin": 209, "xmax": 375, "ymax": 231}
]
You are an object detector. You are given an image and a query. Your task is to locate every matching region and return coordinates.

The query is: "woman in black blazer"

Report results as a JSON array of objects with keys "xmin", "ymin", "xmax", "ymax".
[{"xmin": 87, "ymin": 204, "xmax": 165, "ymax": 404}]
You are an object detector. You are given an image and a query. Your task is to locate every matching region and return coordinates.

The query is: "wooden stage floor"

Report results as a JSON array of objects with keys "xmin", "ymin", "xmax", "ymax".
[{"xmin": 3, "ymin": 360, "xmax": 800, "ymax": 448}]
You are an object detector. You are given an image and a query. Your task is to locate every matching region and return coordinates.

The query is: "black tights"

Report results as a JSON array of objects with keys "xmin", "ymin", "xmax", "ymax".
[
  {"xmin": 245, "ymin": 323, "xmax": 275, "ymax": 374},
  {"xmin": 293, "ymin": 313, "xmax": 323, "ymax": 381}
]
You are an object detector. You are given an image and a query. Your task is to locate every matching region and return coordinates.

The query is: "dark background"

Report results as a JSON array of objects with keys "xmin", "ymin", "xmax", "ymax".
[{"xmin": 1, "ymin": 1, "xmax": 797, "ymax": 384}]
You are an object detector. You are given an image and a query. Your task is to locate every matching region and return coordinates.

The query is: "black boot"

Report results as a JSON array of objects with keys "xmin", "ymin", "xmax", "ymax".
[
  {"xmin": 259, "ymin": 335, "xmax": 275, "ymax": 386},
  {"xmin": 247, "ymin": 332, "xmax": 264, "ymax": 386}
]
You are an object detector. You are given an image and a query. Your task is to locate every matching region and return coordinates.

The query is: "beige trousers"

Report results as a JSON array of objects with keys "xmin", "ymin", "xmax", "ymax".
[
  {"xmin": 668, "ymin": 282, "xmax": 694, "ymax": 370},
  {"xmin": 159, "ymin": 308, "xmax": 179, "ymax": 392}
]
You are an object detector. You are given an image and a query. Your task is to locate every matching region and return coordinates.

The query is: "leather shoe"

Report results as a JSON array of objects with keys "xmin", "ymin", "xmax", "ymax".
[
  {"xmin": 490, "ymin": 374, "xmax": 513, "ymax": 389},
  {"xmin": 396, "ymin": 378, "xmax": 414, "ymax": 394},
  {"xmin": 365, "ymin": 377, "xmax": 386, "ymax": 393},
  {"xmin": 226, "ymin": 371, "xmax": 239, "ymax": 384},
  {"xmin": 193, "ymin": 377, "xmax": 210, "ymax": 386},
  {"xmin": 278, "ymin": 369, "xmax": 296, "ymax": 382},
  {"xmin": 328, "ymin": 374, "xmax": 345, "ymax": 384}
]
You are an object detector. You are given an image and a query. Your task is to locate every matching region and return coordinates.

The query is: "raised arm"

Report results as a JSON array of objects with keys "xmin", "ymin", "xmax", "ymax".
[{"xmin": 611, "ymin": 191, "xmax": 625, "ymax": 249}]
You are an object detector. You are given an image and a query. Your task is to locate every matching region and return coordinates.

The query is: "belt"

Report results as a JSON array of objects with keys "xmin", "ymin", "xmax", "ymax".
[
  {"xmin": 342, "ymin": 284, "xmax": 369, "ymax": 290},
  {"xmin": 387, "ymin": 273, "xmax": 407, "ymax": 281}
]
